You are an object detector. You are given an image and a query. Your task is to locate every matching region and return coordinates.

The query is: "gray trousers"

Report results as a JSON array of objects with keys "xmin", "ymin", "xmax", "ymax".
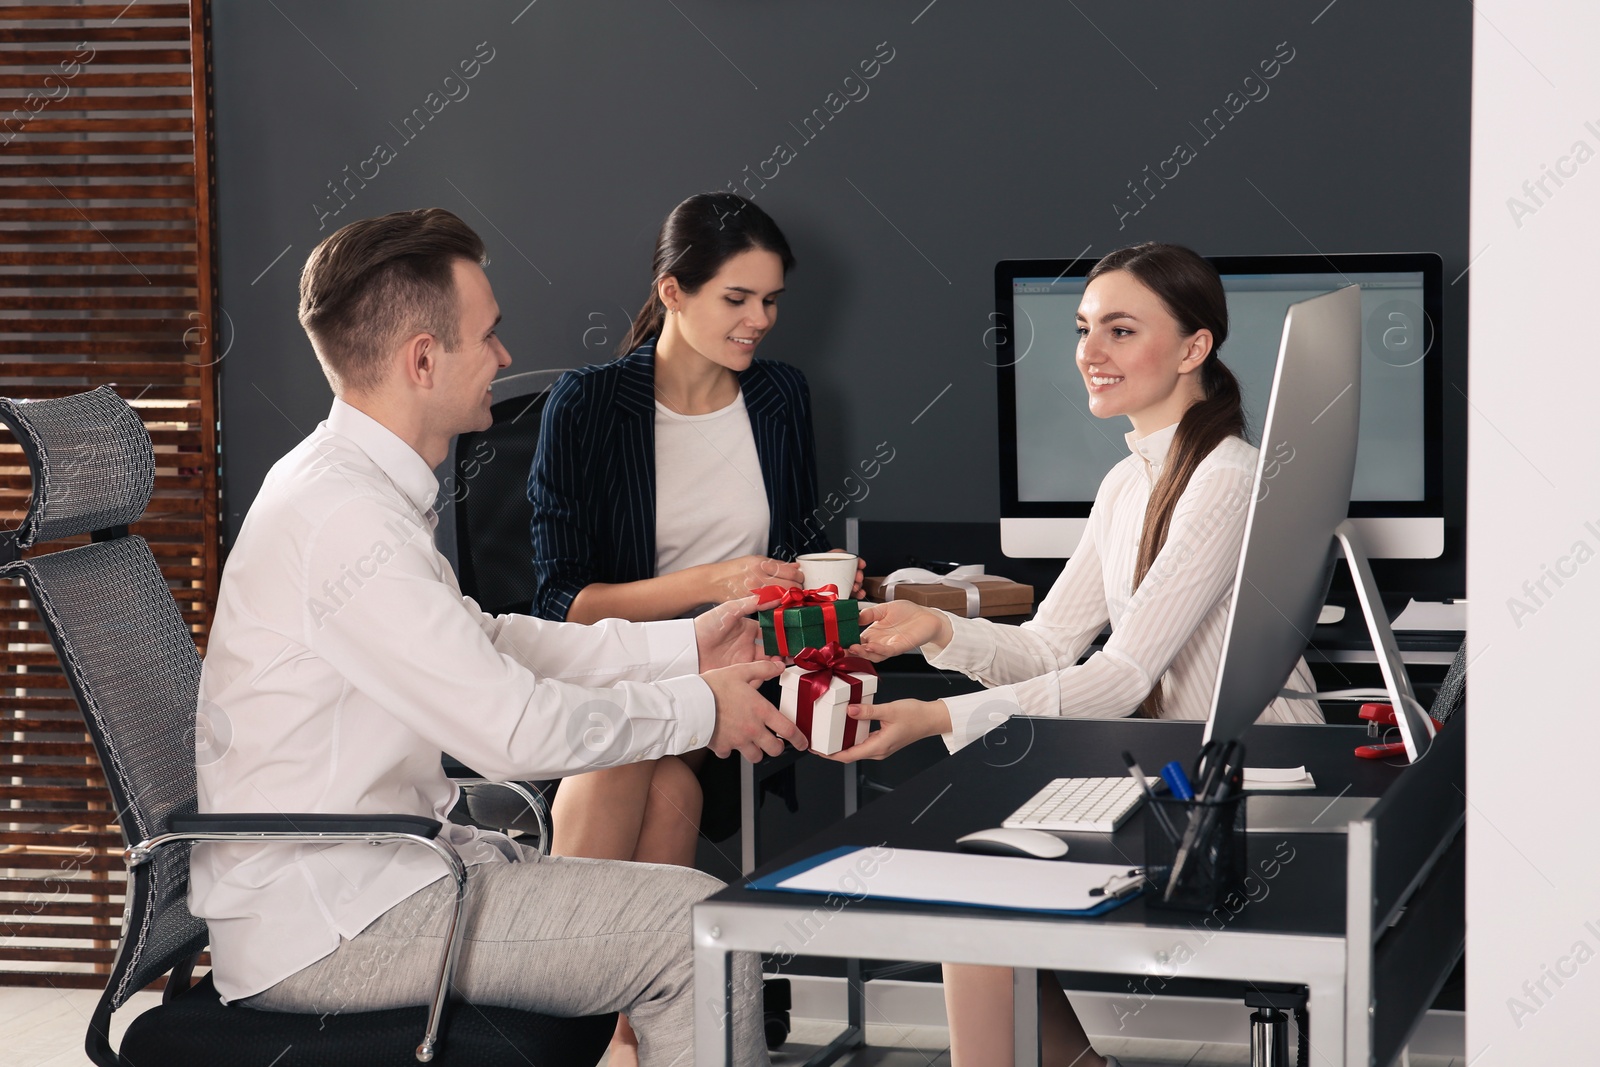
[{"xmin": 244, "ymin": 848, "xmax": 768, "ymax": 1066}]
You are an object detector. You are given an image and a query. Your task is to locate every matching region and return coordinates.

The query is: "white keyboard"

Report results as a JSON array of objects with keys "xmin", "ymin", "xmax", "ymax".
[{"xmin": 1002, "ymin": 776, "xmax": 1154, "ymax": 833}]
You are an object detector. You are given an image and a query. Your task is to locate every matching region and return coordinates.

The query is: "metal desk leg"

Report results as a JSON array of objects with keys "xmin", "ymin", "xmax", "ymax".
[
  {"xmin": 1013, "ymin": 967, "xmax": 1040, "ymax": 1067},
  {"xmin": 1250, "ymin": 1006, "xmax": 1291, "ymax": 1065},
  {"xmin": 846, "ymin": 956, "xmax": 866, "ymax": 1040},
  {"xmin": 1307, "ymin": 973, "xmax": 1346, "ymax": 1067},
  {"xmin": 734, "ymin": 763, "xmax": 870, "ymax": 1066},
  {"xmin": 695, "ymin": 937, "xmax": 734, "ymax": 1066},
  {"xmin": 740, "ymin": 757, "xmax": 758, "ymax": 875},
  {"xmin": 787, "ymin": 957, "xmax": 867, "ymax": 1067}
]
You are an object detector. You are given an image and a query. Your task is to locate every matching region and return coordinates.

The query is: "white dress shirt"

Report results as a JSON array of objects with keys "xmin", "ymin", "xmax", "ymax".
[
  {"xmin": 190, "ymin": 399, "xmax": 715, "ymax": 1002},
  {"xmin": 929, "ymin": 423, "xmax": 1324, "ymax": 751},
  {"xmin": 654, "ymin": 392, "xmax": 770, "ymax": 578}
]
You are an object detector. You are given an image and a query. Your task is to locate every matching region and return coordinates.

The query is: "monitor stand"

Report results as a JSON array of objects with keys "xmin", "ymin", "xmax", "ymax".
[{"xmin": 1335, "ymin": 519, "xmax": 1437, "ymax": 763}]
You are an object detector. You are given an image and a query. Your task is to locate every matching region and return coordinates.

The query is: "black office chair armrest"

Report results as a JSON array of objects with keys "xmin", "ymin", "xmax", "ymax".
[
  {"xmin": 454, "ymin": 780, "xmax": 551, "ymax": 852},
  {"xmin": 167, "ymin": 813, "xmax": 444, "ymax": 837},
  {"xmin": 139, "ymin": 811, "xmax": 467, "ymax": 1062}
]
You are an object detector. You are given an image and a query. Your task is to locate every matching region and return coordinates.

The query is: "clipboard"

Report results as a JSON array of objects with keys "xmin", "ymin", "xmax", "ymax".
[{"xmin": 745, "ymin": 845, "xmax": 1146, "ymax": 917}]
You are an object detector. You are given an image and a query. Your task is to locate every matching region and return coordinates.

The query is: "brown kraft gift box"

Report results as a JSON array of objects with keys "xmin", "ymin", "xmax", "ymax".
[{"xmin": 863, "ymin": 575, "xmax": 1034, "ymax": 618}]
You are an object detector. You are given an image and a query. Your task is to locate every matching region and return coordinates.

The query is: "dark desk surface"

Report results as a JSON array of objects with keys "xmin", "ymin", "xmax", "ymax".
[
  {"xmin": 871, "ymin": 597, "xmax": 1461, "ymax": 679},
  {"xmin": 856, "ymin": 520, "xmax": 1464, "ymax": 659},
  {"xmin": 712, "ymin": 718, "xmax": 1409, "ymax": 939}
]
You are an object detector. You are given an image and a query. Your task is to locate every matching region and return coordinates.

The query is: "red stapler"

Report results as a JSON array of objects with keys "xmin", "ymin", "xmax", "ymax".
[{"xmin": 1354, "ymin": 702, "xmax": 1444, "ymax": 759}]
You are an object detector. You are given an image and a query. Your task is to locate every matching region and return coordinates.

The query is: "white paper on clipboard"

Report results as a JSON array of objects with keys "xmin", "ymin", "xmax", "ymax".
[{"xmin": 774, "ymin": 847, "xmax": 1141, "ymax": 913}]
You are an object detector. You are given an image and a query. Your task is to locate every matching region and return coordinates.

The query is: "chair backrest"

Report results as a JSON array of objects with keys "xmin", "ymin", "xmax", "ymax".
[
  {"xmin": 0, "ymin": 385, "xmax": 154, "ymax": 561},
  {"xmin": 451, "ymin": 374, "xmax": 554, "ymax": 616},
  {"xmin": 1430, "ymin": 641, "xmax": 1466, "ymax": 724},
  {"xmin": 0, "ymin": 389, "xmax": 208, "ymax": 1029}
]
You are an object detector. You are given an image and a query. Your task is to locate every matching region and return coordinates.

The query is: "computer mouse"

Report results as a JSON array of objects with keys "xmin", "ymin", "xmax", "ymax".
[{"xmin": 955, "ymin": 827, "xmax": 1069, "ymax": 859}]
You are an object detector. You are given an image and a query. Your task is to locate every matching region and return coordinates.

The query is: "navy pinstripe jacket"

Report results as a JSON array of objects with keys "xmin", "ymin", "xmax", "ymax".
[{"xmin": 527, "ymin": 339, "xmax": 831, "ymax": 621}]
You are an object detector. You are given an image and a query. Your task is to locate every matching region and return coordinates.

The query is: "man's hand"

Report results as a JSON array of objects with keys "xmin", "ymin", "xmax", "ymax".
[
  {"xmin": 702, "ymin": 660, "xmax": 806, "ymax": 762},
  {"xmin": 818, "ymin": 698, "xmax": 951, "ymax": 763},
  {"xmin": 848, "ymin": 601, "xmax": 952, "ymax": 662},
  {"xmin": 701, "ymin": 555, "xmax": 802, "ymax": 605},
  {"xmin": 694, "ymin": 593, "xmax": 770, "ymax": 669}
]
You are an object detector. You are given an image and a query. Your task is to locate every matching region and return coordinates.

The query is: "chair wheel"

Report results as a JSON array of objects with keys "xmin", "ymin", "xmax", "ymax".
[
  {"xmin": 762, "ymin": 976, "xmax": 792, "ymax": 1049},
  {"xmin": 764, "ymin": 1011, "xmax": 790, "ymax": 1050}
]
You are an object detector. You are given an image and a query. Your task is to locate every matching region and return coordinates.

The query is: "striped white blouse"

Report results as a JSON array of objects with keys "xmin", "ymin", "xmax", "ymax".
[{"xmin": 927, "ymin": 421, "xmax": 1324, "ymax": 752}]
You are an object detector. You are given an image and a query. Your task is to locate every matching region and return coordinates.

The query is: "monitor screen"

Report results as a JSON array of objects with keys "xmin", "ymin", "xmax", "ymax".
[{"xmin": 995, "ymin": 253, "xmax": 1443, "ymax": 558}]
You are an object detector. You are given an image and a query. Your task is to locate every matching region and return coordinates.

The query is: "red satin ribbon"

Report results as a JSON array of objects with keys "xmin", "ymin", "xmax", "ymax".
[
  {"xmin": 750, "ymin": 584, "xmax": 841, "ymax": 657},
  {"xmin": 791, "ymin": 642, "xmax": 876, "ymax": 752}
]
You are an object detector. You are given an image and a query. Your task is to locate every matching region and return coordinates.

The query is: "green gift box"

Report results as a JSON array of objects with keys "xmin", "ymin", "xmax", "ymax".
[{"xmin": 759, "ymin": 599, "xmax": 861, "ymax": 657}]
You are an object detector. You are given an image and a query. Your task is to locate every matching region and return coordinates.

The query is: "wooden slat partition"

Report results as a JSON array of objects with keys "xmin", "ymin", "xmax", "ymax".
[{"xmin": 0, "ymin": 0, "xmax": 219, "ymax": 988}]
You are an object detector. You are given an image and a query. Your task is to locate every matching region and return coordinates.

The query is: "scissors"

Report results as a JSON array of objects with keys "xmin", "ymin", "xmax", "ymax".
[
  {"xmin": 1193, "ymin": 739, "xmax": 1245, "ymax": 797},
  {"xmin": 1164, "ymin": 739, "xmax": 1246, "ymax": 902}
]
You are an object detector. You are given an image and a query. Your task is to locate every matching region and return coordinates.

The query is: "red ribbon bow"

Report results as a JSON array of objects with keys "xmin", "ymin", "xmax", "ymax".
[
  {"xmin": 750, "ymin": 585, "xmax": 841, "ymax": 657},
  {"xmin": 791, "ymin": 642, "xmax": 876, "ymax": 752},
  {"xmin": 749, "ymin": 584, "xmax": 839, "ymax": 608}
]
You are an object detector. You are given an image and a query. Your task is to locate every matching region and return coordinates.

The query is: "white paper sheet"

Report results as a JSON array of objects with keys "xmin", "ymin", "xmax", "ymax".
[
  {"xmin": 1242, "ymin": 766, "xmax": 1316, "ymax": 791},
  {"xmin": 1391, "ymin": 598, "xmax": 1467, "ymax": 632},
  {"xmin": 773, "ymin": 847, "xmax": 1140, "ymax": 912}
]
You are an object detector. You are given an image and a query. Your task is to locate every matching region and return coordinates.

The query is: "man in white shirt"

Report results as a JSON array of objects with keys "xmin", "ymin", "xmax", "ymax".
[{"xmin": 190, "ymin": 207, "xmax": 800, "ymax": 1066}]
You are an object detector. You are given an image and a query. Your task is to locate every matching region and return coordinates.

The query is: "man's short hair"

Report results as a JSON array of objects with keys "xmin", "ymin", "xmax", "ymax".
[{"xmin": 298, "ymin": 208, "xmax": 486, "ymax": 394}]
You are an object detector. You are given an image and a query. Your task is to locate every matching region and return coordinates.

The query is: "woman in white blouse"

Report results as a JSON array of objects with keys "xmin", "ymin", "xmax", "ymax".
[{"xmin": 830, "ymin": 242, "xmax": 1323, "ymax": 1067}]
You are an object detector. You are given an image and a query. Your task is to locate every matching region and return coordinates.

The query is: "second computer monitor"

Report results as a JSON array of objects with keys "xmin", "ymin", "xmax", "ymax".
[
  {"xmin": 996, "ymin": 253, "xmax": 1443, "ymax": 560},
  {"xmin": 1204, "ymin": 284, "xmax": 1362, "ymax": 747}
]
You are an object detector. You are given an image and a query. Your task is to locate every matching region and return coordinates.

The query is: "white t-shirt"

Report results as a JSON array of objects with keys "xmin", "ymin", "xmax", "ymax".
[{"xmin": 654, "ymin": 391, "xmax": 770, "ymax": 579}]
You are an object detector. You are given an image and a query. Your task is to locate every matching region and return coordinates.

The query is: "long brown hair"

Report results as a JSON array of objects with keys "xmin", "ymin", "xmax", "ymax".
[
  {"xmin": 1085, "ymin": 243, "xmax": 1246, "ymax": 717},
  {"xmin": 618, "ymin": 192, "xmax": 796, "ymax": 357}
]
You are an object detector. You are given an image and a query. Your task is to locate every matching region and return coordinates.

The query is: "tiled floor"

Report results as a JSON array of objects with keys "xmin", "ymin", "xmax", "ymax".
[
  {"xmin": 769, "ymin": 1021, "xmax": 1463, "ymax": 1067},
  {"xmin": 0, "ymin": 987, "xmax": 1461, "ymax": 1067},
  {"xmin": 0, "ymin": 986, "xmax": 159, "ymax": 1067}
]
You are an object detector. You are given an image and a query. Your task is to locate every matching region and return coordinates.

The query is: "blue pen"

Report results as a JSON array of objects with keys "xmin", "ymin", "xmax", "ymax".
[
  {"xmin": 1124, "ymin": 751, "xmax": 1180, "ymax": 846},
  {"xmin": 1161, "ymin": 759, "xmax": 1200, "ymax": 903},
  {"xmin": 1160, "ymin": 760, "xmax": 1195, "ymax": 801}
]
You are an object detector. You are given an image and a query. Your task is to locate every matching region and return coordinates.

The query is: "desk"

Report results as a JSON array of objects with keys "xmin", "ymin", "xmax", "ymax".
[
  {"xmin": 851, "ymin": 520, "xmax": 1464, "ymax": 667},
  {"xmin": 694, "ymin": 718, "xmax": 1465, "ymax": 1067}
]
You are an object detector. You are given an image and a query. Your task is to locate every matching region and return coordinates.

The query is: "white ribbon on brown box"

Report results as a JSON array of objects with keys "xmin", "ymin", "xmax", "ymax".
[{"xmin": 880, "ymin": 564, "xmax": 1011, "ymax": 619}]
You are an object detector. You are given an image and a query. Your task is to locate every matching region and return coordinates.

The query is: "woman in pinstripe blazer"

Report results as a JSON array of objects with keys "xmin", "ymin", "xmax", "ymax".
[
  {"xmin": 528, "ymin": 335, "xmax": 831, "ymax": 624},
  {"xmin": 528, "ymin": 192, "xmax": 860, "ymax": 1062}
]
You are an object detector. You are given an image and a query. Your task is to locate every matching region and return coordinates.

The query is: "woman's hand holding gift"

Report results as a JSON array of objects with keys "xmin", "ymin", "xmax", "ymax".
[
  {"xmin": 818, "ymin": 698, "xmax": 952, "ymax": 762},
  {"xmin": 849, "ymin": 600, "xmax": 953, "ymax": 662}
]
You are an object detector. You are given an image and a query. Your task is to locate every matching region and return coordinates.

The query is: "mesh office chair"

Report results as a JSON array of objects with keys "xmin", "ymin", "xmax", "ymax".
[
  {"xmin": 447, "ymin": 369, "xmax": 557, "ymax": 616},
  {"xmin": 0, "ymin": 387, "xmax": 613, "ymax": 1066},
  {"xmin": 436, "ymin": 372, "xmax": 559, "ymax": 812}
]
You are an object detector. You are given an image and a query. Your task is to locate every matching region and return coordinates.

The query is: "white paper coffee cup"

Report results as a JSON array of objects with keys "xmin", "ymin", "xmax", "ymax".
[{"xmin": 798, "ymin": 552, "xmax": 858, "ymax": 597}]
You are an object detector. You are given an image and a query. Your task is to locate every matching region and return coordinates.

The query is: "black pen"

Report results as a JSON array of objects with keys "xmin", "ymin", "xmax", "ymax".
[
  {"xmin": 1122, "ymin": 751, "xmax": 1179, "ymax": 845},
  {"xmin": 1165, "ymin": 741, "xmax": 1243, "ymax": 902},
  {"xmin": 1089, "ymin": 868, "xmax": 1147, "ymax": 899},
  {"xmin": 1184, "ymin": 744, "xmax": 1244, "ymax": 882}
]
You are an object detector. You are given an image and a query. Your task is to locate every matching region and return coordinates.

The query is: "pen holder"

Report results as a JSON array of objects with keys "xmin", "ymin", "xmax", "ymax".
[{"xmin": 1144, "ymin": 786, "xmax": 1247, "ymax": 913}]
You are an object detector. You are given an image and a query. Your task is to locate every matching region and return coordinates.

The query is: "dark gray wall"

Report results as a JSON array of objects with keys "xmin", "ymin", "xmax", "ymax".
[{"xmin": 213, "ymin": 0, "xmax": 1471, "ymax": 587}]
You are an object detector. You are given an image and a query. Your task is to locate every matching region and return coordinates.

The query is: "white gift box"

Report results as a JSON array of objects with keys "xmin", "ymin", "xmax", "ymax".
[{"xmin": 778, "ymin": 665, "xmax": 878, "ymax": 756}]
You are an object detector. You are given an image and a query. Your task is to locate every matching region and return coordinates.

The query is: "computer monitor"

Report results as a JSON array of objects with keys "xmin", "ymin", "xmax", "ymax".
[
  {"xmin": 1203, "ymin": 285, "xmax": 1429, "ymax": 760},
  {"xmin": 995, "ymin": 253, "xmax": 1444, "ymax": 560}
]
